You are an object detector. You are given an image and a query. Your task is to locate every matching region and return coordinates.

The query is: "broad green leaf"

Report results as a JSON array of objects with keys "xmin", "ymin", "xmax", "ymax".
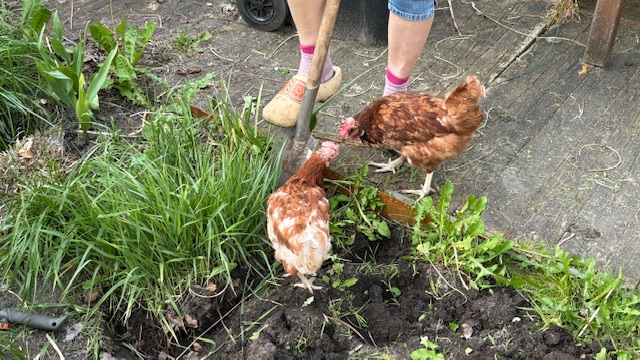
[
  {"xmin": 36, "ymin": 65, "xmax": 75, "ymax": 106},
  {"xmin": 53, "ymin": 10, "xmax": 64, "ymax": 39},
  {"xmin": 75, "ymin": 74, "xmax": 92, "ymax": 134},
  {"xmin": 49, "ymin": 37, "xmax": 70, "ymax": 64},
  {"xmin": 595, "ymin": 348, "xmax": 607, "ymax": 360},
  {"xmin": 90, "ymin": 21, "xmax": 117, "ymax": 52},
  {"xmin": 21, "ymin": 0, "xmax": 40, "ymax": 24},
  {"xmin": 302, "ymin": 296, "xmax": 314, "ymax": 307},
  {"xmin": 71, "ymin": 39, "xmax": 85, "ymax": 82},
  {"xmin": 592, "ymin": 276, "xmax": 621, "ymax": 303},
  {"xmin": 196, "ymin": 31, "xmax": 212, "ymax": 42},
  {"xmin": 132, "ymin": 22, "xmax": 156, "ymax": 66},
  {"xmin": 55, "ymin": 66, "xmax": 80, "ymax": 96},
  {"xmin": 29, "ymin": 7, "xmax": 52, "ymax": 34},
  {"xmin": 115, "ymin": 11, "xmax": 127, "ymax": 38},
  {"xmin": 86, "ymin": 47, "xmax": 118, "ymax": 106},
  {"xmin": 374, "ymin": 219, "xmax": 391, "ymax": 238},
  {"xmin": 115, "ymin": 54, "xmax": 136, "ymax": 82},
  {"xmin": 436, "ymin": 180, "xmax": 454, "ymax": 215},
  {"xmin": 123, "ymin": 26, "xmax": 137, "ymax": 63},
  {"xmin": 342, "ymin": 278, "xmax": 358, "ymax": 288}
]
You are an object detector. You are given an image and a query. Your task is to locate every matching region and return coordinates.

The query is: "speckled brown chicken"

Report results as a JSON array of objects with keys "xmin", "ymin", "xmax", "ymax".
[
  {"xmin": 339, "ymin": 76, "xmax": 484, "ymax": 199},
  {"xmin": 266, "ymin": 141, "xmax": 339, "ymax": 293}
]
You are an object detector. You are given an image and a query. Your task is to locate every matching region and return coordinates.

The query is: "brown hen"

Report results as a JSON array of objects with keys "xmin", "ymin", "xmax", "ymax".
[
  {"xmin": 339, "ymin": 76, "xmax": 484, "ymax": 199},
  {"xmin": 266, "ymin": 141, "xmax": 339, "ymax": 293}
]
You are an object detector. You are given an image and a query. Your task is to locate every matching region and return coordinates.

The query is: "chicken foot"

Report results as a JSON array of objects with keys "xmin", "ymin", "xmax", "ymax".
[
  {"xmin": 400, "ymin": 172, "xmax": 435, "ymax": 200},
  {"xmin": 293, "ymin": 273, "xmax": 323, "ymax": 293},
  {"xmin": 369, "ymin": 155, "xmax": 405, "ymax": 174}
]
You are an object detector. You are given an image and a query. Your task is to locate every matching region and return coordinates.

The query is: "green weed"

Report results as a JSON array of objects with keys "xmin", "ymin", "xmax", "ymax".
[
  {"xmin": 411, "ymin": 180, "xmax": 513, "ymax": 290},
  {"xmin": 410, "ymin": 180, "xmax": 640, "ymax": 358},
  {"xmin": 35, "ymin": 10, "xmax": 116, "ymax": 143},
  {"xmin": 321, "ymin": 262, "xmax": 358, "ymax": 292},
  {"xmin": 173, "ymin": 27, "xmax": 212, "ymax": 56},
  {"xmin": 410, "ymin": 336, "xmax": 445, "ymax": 360},
  {"xmin": 89, "ymin": 13, "xmax": 156, "ymax": 106},
  {"xmin": 381, "ymin": 278, "xmax": 401, "ymax": 305},
  {"xmin": 329, "ymin": 164, "xmax": 391, "ymax": 246}
]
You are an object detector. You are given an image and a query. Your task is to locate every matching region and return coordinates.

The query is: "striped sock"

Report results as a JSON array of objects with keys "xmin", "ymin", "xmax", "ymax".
[
  {"xmin": 383, "ymin": 69, "xmax": 409, "ymax": 96},
  {"xmin": 298, "ymin": 44, "xmax": 335, "ymax": 83}
]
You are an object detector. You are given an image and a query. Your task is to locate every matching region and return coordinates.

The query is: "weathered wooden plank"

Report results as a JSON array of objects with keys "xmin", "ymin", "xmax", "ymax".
[
  {"xmin": 484, "ymin": 35, "xmax": 640, "ymax": 277},
  {"xmin": 443, "ymin": 22, "xmax": 593, "ymax": 202},
  {"xmin": 583, "ymin": 0, "xmax": 625, "ymax": 66},
  {"xmin": 569, "ymin": 70, "xmax": 640, "ymax": 277},
  {"xmin": 421, "ymin": 1, "xmax": 552, "ymax": 95},
  {"xmin": 320, "ymin": 0, "xmax": 558, "ymax": 191}
]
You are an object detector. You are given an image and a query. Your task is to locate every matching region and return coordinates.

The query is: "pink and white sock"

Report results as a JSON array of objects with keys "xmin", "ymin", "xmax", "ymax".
[
  {"xmin": 299, "ymin": 44, "xmax": 335, "ymax": 83},
  {"xmin": 383, "ymin": 69, "xmax": 409, "ymax": 96}
]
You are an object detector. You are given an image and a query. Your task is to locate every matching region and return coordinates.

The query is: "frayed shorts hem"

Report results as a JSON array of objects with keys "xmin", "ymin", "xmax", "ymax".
[{"xmin": 388, "ymin": 0, "xmax": 435, "ymax": 21}]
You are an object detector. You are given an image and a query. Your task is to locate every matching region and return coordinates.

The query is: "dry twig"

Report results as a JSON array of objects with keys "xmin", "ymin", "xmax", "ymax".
[
  {"xmin": 344, "ymin": 82, "xmax": 375, "ymax": 98},
  {"xmin": 453, "ymin": 247, "xmax": 470, "ymax": 291},
  {"xmin": 430, "ymin": 261, "xmax": 468, "ymax": 303},
  {"xmin": 210, "ymin": 47, "xmax": 234, "ymax": 62},
  {"xmin": 447, "ymin": 0, "xmax": 462, "ymax": 36},
  {"xmin": 557, "ymin": 232, "xmax": 575, "ymax": 247},
  {"xmin": 45, "ymin": 333, "xmax": 65, "ymax": 360},
  {"xmin": 269, "ymin": 34, "xmax": 298, "ymax": 58},
  {"xmin": 188, "ymin": 283, "xmax": 227, "ymax": 299},
  {"xmin": 471, "ymin": 2, "xmax": 585, "ymax": 47},
  {"xmin": 323, "ymin": 314, "xmax": 368, "ymax": 344},
  {"xmin": 578, "ymin": 144, "xmax": 622, "ymax": 172}
]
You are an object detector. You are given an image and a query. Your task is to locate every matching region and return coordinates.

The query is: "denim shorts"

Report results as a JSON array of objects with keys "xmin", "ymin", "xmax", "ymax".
[{"xmin": 388, "ymin": 0, "xmax": 435, "ymax": 21}]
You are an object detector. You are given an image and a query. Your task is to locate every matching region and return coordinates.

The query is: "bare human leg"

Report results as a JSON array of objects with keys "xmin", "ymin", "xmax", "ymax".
[{"xmin": 384, "ymin": 12, "xmax": 434, "ymax": 95}]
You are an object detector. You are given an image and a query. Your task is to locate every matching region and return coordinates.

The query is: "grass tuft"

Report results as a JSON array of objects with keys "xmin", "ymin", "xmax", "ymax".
[
  {"xmin": 0, "ymin": 2, "xmax": 51, "ymax": 150},
  {"xmin": 0, "ymin": 77, "xmax": 280, "ymax": 338},
  {"xmin": 546, "ymin": 0, "xmax": 581, "ymax": 26}
]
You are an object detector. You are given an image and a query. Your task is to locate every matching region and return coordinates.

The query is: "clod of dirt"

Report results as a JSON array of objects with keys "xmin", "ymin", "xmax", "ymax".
[{"xmin": 172, "ymin": 230, "xmax": 602, "ymax": 359}]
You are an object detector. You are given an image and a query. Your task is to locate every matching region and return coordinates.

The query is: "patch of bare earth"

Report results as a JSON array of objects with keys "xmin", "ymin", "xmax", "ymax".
[{"xmin": 149, "ymin": 226, "xmax": 601, "ymax": 359}]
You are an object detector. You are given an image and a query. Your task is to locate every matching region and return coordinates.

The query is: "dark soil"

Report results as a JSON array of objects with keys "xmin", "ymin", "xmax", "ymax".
[{"xmin": 157, "ymin": 224, "xmax": 601, "ymax": 360}]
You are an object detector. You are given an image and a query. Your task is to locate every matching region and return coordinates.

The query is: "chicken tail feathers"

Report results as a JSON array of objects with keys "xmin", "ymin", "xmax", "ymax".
[{"xmin": 443, "ymin": 76, "xmax": 485, "ymax": 133}]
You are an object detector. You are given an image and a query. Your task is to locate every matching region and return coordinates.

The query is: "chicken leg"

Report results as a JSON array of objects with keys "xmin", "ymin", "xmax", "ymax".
[
  {"xmin": 369, "ymin": 155, "xmax": 405, "ymax": 174},
  {"xmin": 293, "ymin": 273, "xmax": 323, "ymax": 293},
  {"xmin": 400, "ymin": 172, "xmax": 435, "ymax": 200}
]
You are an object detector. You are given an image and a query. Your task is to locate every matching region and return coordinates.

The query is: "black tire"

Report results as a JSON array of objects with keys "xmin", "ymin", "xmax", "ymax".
[{"xmin": 236, "ymin": 0, "xmax": 289, "ymax": 32}]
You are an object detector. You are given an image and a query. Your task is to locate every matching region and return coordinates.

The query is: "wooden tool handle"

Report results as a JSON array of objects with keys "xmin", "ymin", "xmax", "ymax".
[{"xmin": 306, "ymin": 0, "xmax": 341, "ymax": 90}]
